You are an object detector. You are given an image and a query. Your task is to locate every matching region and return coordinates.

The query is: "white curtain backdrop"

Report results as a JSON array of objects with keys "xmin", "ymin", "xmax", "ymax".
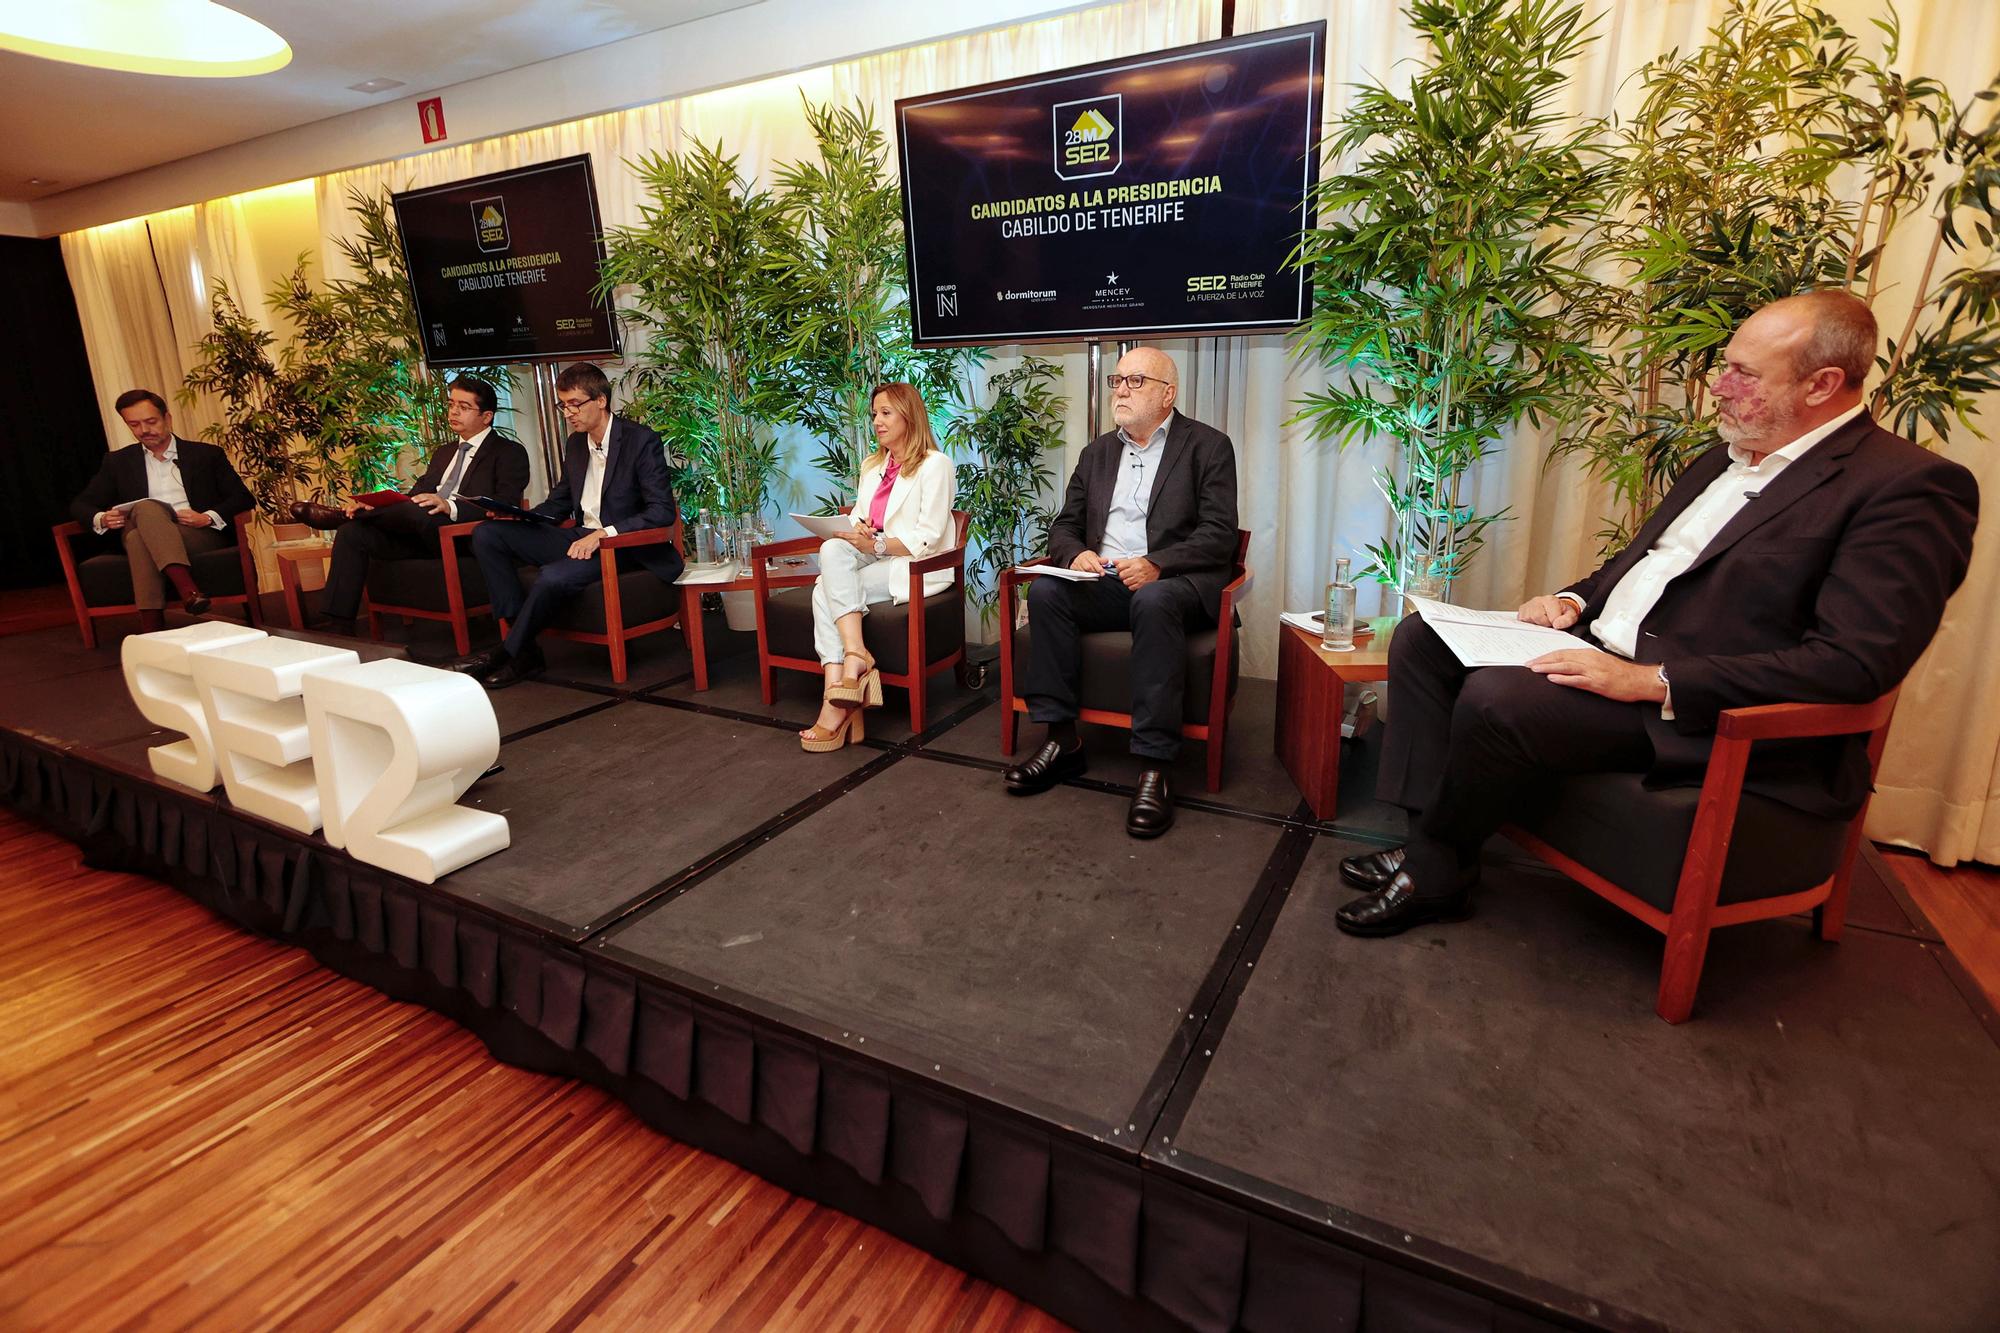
[{"xmin": 60, "ymin": 0, "xmax": 2000, "ymax": 862}]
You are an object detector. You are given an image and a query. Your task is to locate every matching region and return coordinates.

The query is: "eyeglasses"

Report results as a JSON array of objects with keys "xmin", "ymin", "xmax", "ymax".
[
  {"xmin": 1105, "ymin": 374, "xmax": 1168, "ymax": 392},
  {"xmin": 557, "ymin": 397, "xmax": 596, "ymax": 414}
]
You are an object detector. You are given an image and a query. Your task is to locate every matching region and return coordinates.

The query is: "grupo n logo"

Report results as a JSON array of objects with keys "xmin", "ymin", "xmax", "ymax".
[
  {"xmin": 1054, "ymin": 94, "xmax": 1121, "ymax": 180},
  {"xmin": 471, "ymin": 196, "xmax": 509, "ymax": 253}
]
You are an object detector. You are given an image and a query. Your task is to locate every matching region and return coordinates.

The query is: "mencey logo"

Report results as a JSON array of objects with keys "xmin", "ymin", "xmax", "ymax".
[
  {"xmin": 471, "ymin": 196, "xmax": 509, "ymax": 253},
  {"xmin": 1053, "ymin": 94, "xmax": 1121, "ymax": 180}
]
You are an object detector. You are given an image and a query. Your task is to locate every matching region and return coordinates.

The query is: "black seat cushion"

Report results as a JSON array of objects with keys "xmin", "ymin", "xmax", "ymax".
[
  {"xmin": 520, "ymin": 566, "xmax": 679, "ymax": 635},
  {"xmin": 1010, "ymin": 617, "xmax": 1240, "ymax": 724},
  {"xmin": 1522, "ymin": 772, "xmax": 1851, "ymax": 913},
  {"xmin": 366, "ymin": 556, "xmax": 491, "ymax": 613},
  {"xmin": 763, "ymin": 584, "xmax": 965, "ymax": 676},
  {"xmin": 76, "ymin": 543, "xmax": 247, "ymax": 607}
]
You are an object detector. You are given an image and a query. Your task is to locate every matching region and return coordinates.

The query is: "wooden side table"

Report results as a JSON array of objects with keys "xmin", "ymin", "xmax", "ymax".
[
  {"xmin": 273, "ymin": 540, "xmax": 335, "ymax": 630},
  {"xmin": 676, "ymin": 556, "xmax": 814, "ymax": 690},
  {"xmin": 1275, "ymin": 621, "xmax": 1392, "ymax": 822}
]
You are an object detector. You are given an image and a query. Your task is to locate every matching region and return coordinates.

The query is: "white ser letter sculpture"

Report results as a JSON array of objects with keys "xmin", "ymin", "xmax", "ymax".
[
  {"xmin": 304, "ymin": 658, "xmax": 509, "ymax": 883},
  {"xmin": 122, "ymin": 627, "xmax": 507, "ymax": 883}
]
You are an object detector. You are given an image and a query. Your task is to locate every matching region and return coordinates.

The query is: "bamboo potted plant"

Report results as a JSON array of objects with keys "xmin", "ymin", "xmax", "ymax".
[{"xmin": 1288, "ymin": 0, "xmax": 1614, "ymax": 600}]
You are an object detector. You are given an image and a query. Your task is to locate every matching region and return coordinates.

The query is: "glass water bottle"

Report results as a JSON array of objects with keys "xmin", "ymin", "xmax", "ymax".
[{"xmin": 1323, "ymin": 556, "xmax": 1356, "ymax": 652}]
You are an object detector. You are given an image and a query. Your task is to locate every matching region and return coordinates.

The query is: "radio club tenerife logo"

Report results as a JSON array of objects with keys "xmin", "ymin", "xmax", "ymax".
[
  {"xmin": 471, "ymin": 195, "xmax": 510, "ymax": 253},
  {"xmin": 1054, "ymin": 93, "xmax": 1121, "ymax": 181}
]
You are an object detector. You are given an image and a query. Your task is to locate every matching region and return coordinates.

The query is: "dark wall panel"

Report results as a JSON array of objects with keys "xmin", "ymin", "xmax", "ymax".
[{"xmin": 0, "ymin": 236, "xmax": 109, "ymax": 588}]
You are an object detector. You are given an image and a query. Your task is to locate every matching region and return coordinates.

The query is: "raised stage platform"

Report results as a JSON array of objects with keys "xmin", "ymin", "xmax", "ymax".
[{"xmin": 4, "ymin": 610, "xmax": 1997, "ymax": 1333}]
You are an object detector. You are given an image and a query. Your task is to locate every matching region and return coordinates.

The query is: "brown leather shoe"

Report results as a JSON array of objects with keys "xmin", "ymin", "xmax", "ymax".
[{"xmin": 291, "ymin": 500, "xmax": 350, "ymax": 530}]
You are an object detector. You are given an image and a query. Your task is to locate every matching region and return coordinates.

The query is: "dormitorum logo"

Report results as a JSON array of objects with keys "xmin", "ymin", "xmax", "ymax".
[
  {"xmin": 471, "ymin": 196, "xmax": 509, "ymax": 253},
  {"xmin": 1053, "ymin": 94, "xmax": 1121, "ymax": 181}
]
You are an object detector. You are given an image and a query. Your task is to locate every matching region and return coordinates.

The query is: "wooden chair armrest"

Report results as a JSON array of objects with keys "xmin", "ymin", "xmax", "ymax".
[
  {"xmin": 52, "ymin": 520, "xmax": 84, "ymax": 540},
  {"xmin": 1714, "ymin": 693, "xmax": 1898, "ymax": 742},
  {"xmin": 908, "ymin": 545, "xmax": 967, "ymax": 577},
  {"xmin": 436, "ymin": 520, "xmax": 483, "ymax": 539},
  {"xmin": 752, "ymin": 535, "xmax": 822, "ymax": 561},
  {"xmin": 600, "ymin": 527, "xmax": 669, "ymax": 550},
  {"xmin": 1218, "ymin": 563, "xmax": 1252, "ymax": 620}
]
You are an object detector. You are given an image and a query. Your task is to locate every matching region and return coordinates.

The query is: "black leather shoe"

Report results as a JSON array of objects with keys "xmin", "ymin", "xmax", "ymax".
[
  {"xmin": 457, "ymin": 646, "xmax": 508, "ymax": 677},
  {"xmin": 1126, "ymin": 768, "xmax": 1174, "ymax": 839},
  {"xmin": 1339, "ymin": 845, "xmax": 1406, "ymax": 889},
  {"xmin": 292, "ymin": 500, "xmax": 351, "ymax": 530},
  {"xmin": 1003, "ymin": 739, "xmax": 1086, "ymax": 794},
  {"xmin": 1335, "ymin": 868, "xmax": 1476, "ymax": 938},
  {"xmin": 478, "ymin": 643, "xmax": 544, "ymax": 690},
  {"xmin": 182, "ymin": 592, "xmax": 211, "ymax": 616}
]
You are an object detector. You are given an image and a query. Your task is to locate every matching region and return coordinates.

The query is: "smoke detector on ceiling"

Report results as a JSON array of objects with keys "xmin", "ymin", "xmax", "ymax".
[{"xmin": 348, "ymin": 77, "xmax": 406, "ymax": 95}]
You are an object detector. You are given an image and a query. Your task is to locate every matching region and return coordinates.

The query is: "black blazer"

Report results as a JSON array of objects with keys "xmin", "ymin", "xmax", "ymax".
[
  {"xmin": 412, "ymin": 430, "xmax": 529, "ymax": 520},
  {"xmin": 534, "ymin": 416, "xmax": 682, "ymax": 584},
  {"xmin": 70, "ymin": 437, "xmax": 255, "ymax": 534},
  {"xmin": 1046, "ymin": 411, "xmax": 1241, "ymax": 618},
  {"xmin": 1562, "ymin": 413, "xmax": 1979, "ymax": 818}
]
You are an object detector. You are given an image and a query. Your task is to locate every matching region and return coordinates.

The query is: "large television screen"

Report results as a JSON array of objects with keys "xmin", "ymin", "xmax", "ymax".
[
  {"xmin": 393, "ymin": 155, "xmax": 619, "ymax": 367},
  {"xmin": 895, "ymin": 23, "xmax": 1325, "ymax": 347}
]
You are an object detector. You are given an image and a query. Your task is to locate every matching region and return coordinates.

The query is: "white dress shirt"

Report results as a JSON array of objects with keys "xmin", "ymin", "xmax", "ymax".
[
  {"xmin": 1098, "ymin": 417, "xmax": 1169, "ymax": 560},
  {"xmin": 580, "ymin": 423, "xmax": 616, "ymax": 535},
  {"xmin": 93, "ymin": 438, "xmax": 223, "ymax": 534},
  {"xmin": 1567, "ymin": 404, "xmax": 1865, "ymax": 658},
  {"xmin": 438, "ymin": 426, "xmax": 491, "ymax": 520}
]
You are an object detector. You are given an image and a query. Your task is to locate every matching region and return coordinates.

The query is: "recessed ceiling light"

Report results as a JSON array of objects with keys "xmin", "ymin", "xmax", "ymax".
[
  {"xmin": 0, "ymin": 1, "xmax": 291, "ymax": 79},
  {"xmin": 348, "ymin": 77, "xmax": 406, "ymax": 95}
]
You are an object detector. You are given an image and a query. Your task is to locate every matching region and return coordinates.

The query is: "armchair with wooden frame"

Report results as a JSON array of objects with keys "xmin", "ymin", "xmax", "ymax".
[
  {"xmin": 52, "ymin": 511, "xmax": 261, "ymax": 649},
  {"xmin": 362, "ymin": 519, "xmax": 492, "ymax": 657},
  {"xmin": 1505, "ymin": 690, "xmax": 1898, "ymax": 1024},
  {"xmin": 498, "ymin": 519, "xmax": 687, "ymax": 685},
  {"xmin": 750, "ymin": 511, "xmax": 970, "ymax": 735},
  {"xmin": 998, "ymin": 529, "xmax": 1252, "ymax": 793}
]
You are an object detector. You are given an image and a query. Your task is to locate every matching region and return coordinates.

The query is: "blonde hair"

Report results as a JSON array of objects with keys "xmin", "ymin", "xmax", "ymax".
[{"xmin": 862, "ymin": 382, "xmax": 937, "ymax": 477}]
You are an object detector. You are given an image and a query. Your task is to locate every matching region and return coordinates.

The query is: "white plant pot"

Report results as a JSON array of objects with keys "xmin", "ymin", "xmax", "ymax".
[{"xmin": 721, "ymin": 588, "xmax": 758, "ymax": 632}]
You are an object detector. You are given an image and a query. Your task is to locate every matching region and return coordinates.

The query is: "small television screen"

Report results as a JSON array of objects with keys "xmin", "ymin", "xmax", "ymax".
[
  {"xmin": 393, "ymin": 155, "xmax": 619, "ymax": 367},
  {"xmin": 895, "ymin": 22, "xmax": 1325, "ymax": 346}
]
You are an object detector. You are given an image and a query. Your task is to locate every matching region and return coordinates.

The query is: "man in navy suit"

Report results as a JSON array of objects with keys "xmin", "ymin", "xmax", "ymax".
[
  {"xmin": 70, "ymin": 389, "xmax": 255, "ymax": 631},
  {"xmin": 465, "ymin": 363, "xmax": 681, "ymax": 688}
]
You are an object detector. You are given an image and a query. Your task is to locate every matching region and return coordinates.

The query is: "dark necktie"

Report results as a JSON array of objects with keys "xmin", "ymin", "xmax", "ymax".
[{"xmin": 436, "ymin": 441, "xmax": 473, "ymax": 502}]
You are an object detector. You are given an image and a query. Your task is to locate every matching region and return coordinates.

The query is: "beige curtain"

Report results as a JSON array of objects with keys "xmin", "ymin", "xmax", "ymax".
[
  {"xmin": 60, "ymin": 0, "xmax": 2000, "ymax": 861},
  {"xmin": 61, "ymin": 220, "xmax": 183, "ymax": 451}
]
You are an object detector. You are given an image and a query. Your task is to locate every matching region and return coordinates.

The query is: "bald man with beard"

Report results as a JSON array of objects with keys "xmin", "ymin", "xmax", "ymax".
[{"xmin": 1004, "ymin": 347, "xmax": 1240, "ymax": 838}]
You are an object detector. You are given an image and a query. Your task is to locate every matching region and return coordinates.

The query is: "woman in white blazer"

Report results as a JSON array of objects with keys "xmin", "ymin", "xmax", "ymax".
[{"xmin": 801, "ymin": 382, "xmax": 956, "ymax": 752}]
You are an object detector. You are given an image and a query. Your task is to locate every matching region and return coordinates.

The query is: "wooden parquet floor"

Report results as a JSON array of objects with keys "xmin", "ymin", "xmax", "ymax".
[{"xmin": 0, "ymin": 807, "xmax": 1069, "ymax": 1332}]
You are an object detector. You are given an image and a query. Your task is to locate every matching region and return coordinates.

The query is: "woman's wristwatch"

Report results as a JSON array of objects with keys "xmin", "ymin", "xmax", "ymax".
[{"xmin": 874, "ymin": 533, "xmax": 888, "ymax": 556}]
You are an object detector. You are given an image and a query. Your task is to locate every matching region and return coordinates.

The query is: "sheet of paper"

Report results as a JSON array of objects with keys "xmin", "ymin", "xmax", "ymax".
[
  {"xmin": 1407, "ymin": 594, "xmax": 1589, "ymax": 667},
  {"xmin": 675, "ymin": 560, "xmax": 744, "ymax": 585},
  {"xmin": 1279, "ymin": 610, "xmax": 1324, "ymax": 634},
  {"xmin": 788, "ymin": 512, "xmax": 859, "ymax": 541},
  {"xmin": 1016, "ymin": 563, "xmax": 1110, "ymax": 582}
]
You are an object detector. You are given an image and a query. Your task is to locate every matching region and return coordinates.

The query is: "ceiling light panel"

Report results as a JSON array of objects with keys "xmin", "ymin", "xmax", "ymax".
[{"xmin": 0, "ymin": 1, "xmax": 292, "ymax": 78}]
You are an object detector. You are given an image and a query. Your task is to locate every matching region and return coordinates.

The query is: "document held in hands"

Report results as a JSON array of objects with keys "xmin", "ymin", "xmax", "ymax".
[
  {"xmin": 1407, "ymin": 594, "xmax": 1589, "ymax": 667},
  {"xmin": 789, "ymin": 512, "xmax": 861, "ymax": 541},
  {"xmin": 1016, "ymin": 563, "xmax": 1110, "ymax": 582}
]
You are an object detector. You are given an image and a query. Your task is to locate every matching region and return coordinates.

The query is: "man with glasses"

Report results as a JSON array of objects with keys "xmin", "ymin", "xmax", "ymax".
[
  {"xmin": 294, "ymin": 374, "xmax": 528, "ymax": 638},
  {"xmin": 1003, "ymin": 346, "xmax": 1239, "ymax": 837},
  {"xmin": 463, "ymin": 362, "xmax": 679, "ymax": 688}
]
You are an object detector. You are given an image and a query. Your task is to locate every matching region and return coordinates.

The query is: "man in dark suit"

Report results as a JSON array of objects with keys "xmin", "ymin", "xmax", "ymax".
[
  {"xmin": 292, "ymin": 374, "xmax": 529, "ymax": 636},
  {"xmin": 464, "ymin": 363, "xmax": 681, "ymax": 688},
  {"xmin": 1003, "ymin": 346, "xmax": 1240, "ymax": 837},
  {"xmin": 70, "ymin": 388, "xmax": 256, "ymax": 631},
  {"xmin": 1341, "ymin": 290, "xmax": 1980, "ymax": 937}
]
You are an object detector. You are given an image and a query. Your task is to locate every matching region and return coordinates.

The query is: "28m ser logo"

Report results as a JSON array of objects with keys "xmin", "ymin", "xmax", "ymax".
[{"xmin": 1053, "ymin": 94, "xmax": 1121, "ymax": 180}]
